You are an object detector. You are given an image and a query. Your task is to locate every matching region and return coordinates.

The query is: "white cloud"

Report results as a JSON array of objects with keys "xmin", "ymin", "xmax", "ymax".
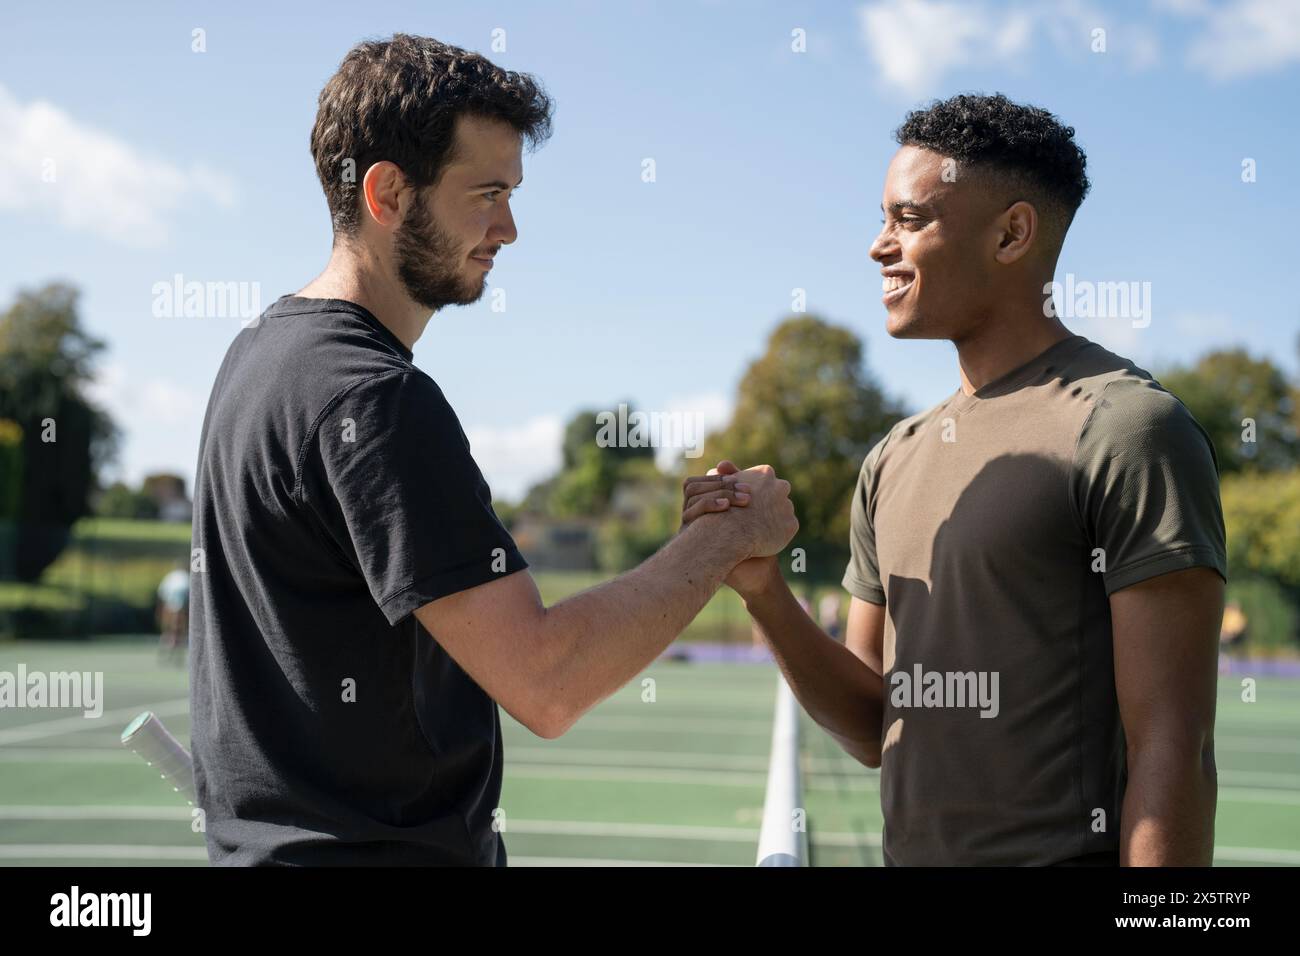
[
  {"xmin": 465, "ymin": 415, "xmax": 565, "ymax": 503},
  {"xmin": 858, "ymin": 0, "xmax": 1036, "ymax": 97},
  {"xmin": 857, "ymin": 0, "xmax": 1164, "ymax": 96},
  {"xmin": 463, "ymin": 391, "xmax": 736, "ymax": 502},
  {"xmin": 1151, "ymin": 0, "xmax": 1213, "ymax": 16},
  {"xmin": 1173, "ymin": 312, "xmax": 1234, "ymax": 337},
  {"xmin": 1186, "ymin": 0, "xmax": 1300, "ymax": 79},
  {"xmin": 86, "ymin": 362, "xmax": 200, "ymax": 428},
  {"xmin": 1125, "ymin": 24, "xmax": 1164, "ymax": 71},
  {"xmin": 0, "ymin": 83, "xmax": 236, "ymax": 247},
  {"xmin": 85, "ymin": 362, "xmax": 203, "ymax": 487},
  {"xmin": 652, "ymin": 391, "xmax": 735, "ymax": 472}
]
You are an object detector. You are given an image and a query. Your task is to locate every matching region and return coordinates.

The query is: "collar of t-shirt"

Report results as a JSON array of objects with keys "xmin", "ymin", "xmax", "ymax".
[
  {"xmin": 271, "ymin": 294, "xmax": 415, "ymax": 363},
  {"xmin": 950, "ymin": 334, "xmax": 1090, "ymax": 412}
]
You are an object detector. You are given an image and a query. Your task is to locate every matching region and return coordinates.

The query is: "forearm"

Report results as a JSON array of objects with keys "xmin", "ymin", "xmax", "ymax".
[
  {"xmin": 745, "ymin": 579, "xmax": 884, "ymax": 766},
  {"xmin": 1120, "ymin": 743, "xmax": 1217, "ymax": 866},
  {"xmin": 540, "ymin": 517, "xmax": 743, "ymax": 723}
]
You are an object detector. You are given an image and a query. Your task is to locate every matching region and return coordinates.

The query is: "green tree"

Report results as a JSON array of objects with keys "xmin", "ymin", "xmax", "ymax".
[
  {"xmin": 1161, "ymin": 350, "xmax": 1300, "ymax": 474},
  {"xmin": 0, "ymin": 419, "xmax": 21, "ymax": 521},
  {"xmin": 700, "ymin": 315, "xmax": 907, "ymax": 578},
  {"xmin": 0, "ymin": 283, "xmax": 117, "ymax": 580},
  {"xmin": 96, "ymin": 481, "xmax": 160, "ymax": 520},
  {"xmin": 1221, "ymin": 469, "xmax": 1300, "ymax": 592},
  {"xmin": 0, "ymin": 419, "xmax": 21, "ymax": 579},
  {"xmin": 524, "ymin": 403, "xmax": 655, "ymax": 517},
  {"xmin": 595, "ymin": 457, "xmax": 680, "ymax": 571}
]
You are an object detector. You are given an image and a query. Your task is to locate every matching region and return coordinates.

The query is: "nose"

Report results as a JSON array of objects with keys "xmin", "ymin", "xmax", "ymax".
[
  {"xmin": 869, "ymin": 225, "xmax": 896, "ymax": 263},
  {"xmin": 491, "ymin": 198, "xmax": 518, "ymax": 246}
]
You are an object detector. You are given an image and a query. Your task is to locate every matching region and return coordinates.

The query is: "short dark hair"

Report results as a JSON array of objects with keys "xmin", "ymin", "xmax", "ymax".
[
  {"xmin": 310, "ymin": 34, "xmax": 554, "ymax": 237},
  {"xmin": 894, "ymin": 93, "xmax": 1090, "ymax": 232}
]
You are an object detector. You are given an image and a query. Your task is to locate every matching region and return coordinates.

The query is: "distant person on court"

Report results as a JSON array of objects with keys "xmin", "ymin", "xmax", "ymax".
[
  {"xmin": 681, "ymin": 94, "xmax": 1226, "ymax": 866},
  {"xmin": 818, "ymin": 593, "xmax": 843, "ymax": 641},
  {"xmin": 188, "ymin": 35, "xmax": 797, "ymax": 865},
  {"xmin": 155, "ymin": 565, "xmax": 190, "ymax": 663},
  {"xmin": 1218, "ymin": 601, "xmax": 1248, "ymax": 667}
]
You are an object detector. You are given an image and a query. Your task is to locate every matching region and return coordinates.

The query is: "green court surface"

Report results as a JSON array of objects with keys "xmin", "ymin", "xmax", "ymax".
[{"xmin": 0, "ymin": 638, "xmax": 1297, "ymax": 866}]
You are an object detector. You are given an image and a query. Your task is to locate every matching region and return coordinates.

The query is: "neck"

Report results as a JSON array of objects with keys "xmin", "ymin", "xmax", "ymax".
[
  {"xmin": 953, "ymin": 292, "xmax": 1072, "ymax": 396},
  {"xmin": 295, "ymin": 241, "xmax": 433, "ymax": 351}
]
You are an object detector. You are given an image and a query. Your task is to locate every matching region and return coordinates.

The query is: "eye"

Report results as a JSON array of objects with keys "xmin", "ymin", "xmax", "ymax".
[{"xmin": 485, "ymin": 190, "xmax": 502, "ymax": 201}]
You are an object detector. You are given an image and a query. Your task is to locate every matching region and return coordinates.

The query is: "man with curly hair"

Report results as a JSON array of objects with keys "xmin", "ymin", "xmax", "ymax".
[
  {"xmin": 682, "ymin": 94, "xmax": 1227, "ymax": 866},
  {"xmin": 189, "ymin": 34, "xmax": 798, "ymax": 866}
]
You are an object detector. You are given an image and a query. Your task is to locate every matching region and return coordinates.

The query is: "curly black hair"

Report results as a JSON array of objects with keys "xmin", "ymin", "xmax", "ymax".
[
  {"xmin": 311, "ymin": 34, "xmax": 554, "ymax": 237},
  {"xmin": 895, "ymin": 93, "xmax": 1090, "ymax": 230}
]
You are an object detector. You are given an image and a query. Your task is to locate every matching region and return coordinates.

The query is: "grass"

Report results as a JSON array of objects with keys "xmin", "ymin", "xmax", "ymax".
[
  {"xmin": 0, "ymin": 639, "xmax": 1297, "ymax": 866},
  {"xmin": 11, "ymin": 518, "xmax": 1295, "ymax": 654},
  {"xmin": 0, "ymin": 582, "xmax": 84, "ymax": 612}
]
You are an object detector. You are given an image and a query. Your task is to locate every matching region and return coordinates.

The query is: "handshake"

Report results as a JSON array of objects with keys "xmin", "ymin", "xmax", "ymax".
[{"xmin": 679, "ymin": 459, "xmax": 799, "ymax": 598}]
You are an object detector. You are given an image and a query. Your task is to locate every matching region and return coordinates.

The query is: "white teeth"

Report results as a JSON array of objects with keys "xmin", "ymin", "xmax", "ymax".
[{"xmin": 882, "ymin": 276, "xmax": 913, "ymax": 293}]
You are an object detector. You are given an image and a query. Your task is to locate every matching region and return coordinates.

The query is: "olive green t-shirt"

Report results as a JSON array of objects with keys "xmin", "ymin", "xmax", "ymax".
[{"xmin": 841, "ymin": 334, "xmax": 1227, "ymax": 866}]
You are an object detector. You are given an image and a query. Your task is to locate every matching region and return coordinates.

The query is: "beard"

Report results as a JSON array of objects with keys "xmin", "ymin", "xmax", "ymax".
[{"xmin": 394, "ymin": 188, "xmax": 487, "ymax": 311}]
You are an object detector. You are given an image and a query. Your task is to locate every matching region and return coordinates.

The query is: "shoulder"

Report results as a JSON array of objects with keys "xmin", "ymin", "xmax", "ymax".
[
  {"xmin": 1069, "ymin": 352, "xmax": 1219, "ymax": 477},
  {"xmin": 1077, "ymin": 368, "xmax": 1211, "ymax": 457},
  {"xmin": 1055, "ymin": 339, "xmax": 1194, "ymax": 431},
  {"xmin": 327, "ymin": 364, "xmax": 446, "ymax": 409}
]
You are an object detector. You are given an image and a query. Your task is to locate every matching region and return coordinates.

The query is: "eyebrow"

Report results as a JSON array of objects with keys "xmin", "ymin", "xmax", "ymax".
[
  {"xmin": 881, "ymin": 199, "xmax": 933, "ymax": 214},
  {"xmin": 471, "ymin": 177, "xmax": 523, "ymax": 190}
]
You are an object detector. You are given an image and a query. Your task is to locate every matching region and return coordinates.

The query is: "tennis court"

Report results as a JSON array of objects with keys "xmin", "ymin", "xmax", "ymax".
[{"xmin": 1, "ymin": 637, "xmax": 1298, "ymax": 866}]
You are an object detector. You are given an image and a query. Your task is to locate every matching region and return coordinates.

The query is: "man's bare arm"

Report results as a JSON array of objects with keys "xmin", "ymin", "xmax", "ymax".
[
  {"xmin": 742, "ymin": 569, "xmax": 886, "ymax": 768},
  {"xmin": 415, "ymin": 466, "xmax": 798, "ymax": 739},
  {"xmin": 1111, "ymin": 565, "xmax": 1224, "ymax": 866},
  {"xmin": 682, "ymin": 462, "xmax": 886, "ymax": 767}
]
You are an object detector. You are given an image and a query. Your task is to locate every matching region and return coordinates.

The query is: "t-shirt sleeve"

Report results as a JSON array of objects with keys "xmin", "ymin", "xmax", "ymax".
[
  {"xmin": 299, "ymin": 370, "xmax": 528, "ymax": 625},
  {"xmin": 841, "ymin": 435, "xmax": 890, "ymax": 606},
  {"xmin": 1071, "ymin": 379, "xmax": 1227, "ymax": 595}
]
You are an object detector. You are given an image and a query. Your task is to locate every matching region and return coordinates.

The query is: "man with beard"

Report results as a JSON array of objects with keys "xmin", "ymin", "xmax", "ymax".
[{"xmin": 188, "ymin": 34, "xmax": 798, "ymax": 866}]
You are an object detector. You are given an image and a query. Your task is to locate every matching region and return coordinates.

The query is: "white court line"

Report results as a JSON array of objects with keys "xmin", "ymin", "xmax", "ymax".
[
  {"xmin": 507, "ymin": 715, "xmax": 771, "ymax": 735},
  {"xmin": 0, "ymin": 812, "xmax": 1293, "ymax": 864},
  {"xmin": 0, "ymin": 698, "xmax": 189, "ymax": 746},
  {"xmin": 509, "ymin": 856, "xmax": 726, "ymax": 867},
  {"xmin": 0, "ymin": 748, "xmax": 136, "ymax": 763},
  {"xmin": 1214, "ymin": 846, "xmax": 1300, "ymax": 864},
  {"xmin": 507, "ymin": 746, "xmax": 869, "ymax": 776},
  {"xmin": 507, "ymin": 764, "xmax": 1300, "ymax": 803},
  {"xmin": 1219, "ymin": 769, "xmax": 1300, "ymax": 788},
  {"xmin": 0, "ymin": 808, "xmax": 773, "ymax": 846},
  {"xmin": 1218, "ymin": 786, "xmax": 1300, "ymax": 805},
  {"xmin": 0, "ymin": 806, "xmax": 190, "ymax": 820},
  {"xmin": 506, "ymin": 747, "xmax": 769, "ymax": 771},
  {"xmin": 1217, "ymin": 735, "xmax": 1300, "ymax": 754},
  {"xmin": 508, "ymin": 819, "xmax": 757, "ymax": 842},
  {"xmin": 589, "ymin": 698, "xmax": 780, "ymax": 711},
  {"xmin": 0, "ymin": 845, "xmax": 205, "ymax": 860},
  {"xmin": 506, "ymin": 764, "xmax": 768, "ymax": 787},
  {"xmin": 0, "ymin": 743, "xmax": 844, "ymax": 775}
]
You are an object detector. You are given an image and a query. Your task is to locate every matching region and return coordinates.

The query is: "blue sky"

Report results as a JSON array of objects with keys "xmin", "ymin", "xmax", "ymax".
[{"xmin": 2, "ymin": 0, "xmax": 1297, "ymax": 500}]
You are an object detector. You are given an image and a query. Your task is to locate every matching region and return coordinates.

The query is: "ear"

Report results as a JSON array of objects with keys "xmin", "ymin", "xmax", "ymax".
[
  {"xmin": 993, "ymin": 200, "xmax": 1037, "ymax": 266},
  {"xmin": 360, "ymin": 160, "xmax": 409, "ymax": 231}
]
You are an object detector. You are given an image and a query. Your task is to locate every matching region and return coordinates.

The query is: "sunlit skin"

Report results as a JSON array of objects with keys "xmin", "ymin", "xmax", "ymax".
[
  {"xmin": 292, "ymin": 111, "xmax": 803, "ymax": 743},
  {"xmin": 869, "ymin": 144, "xmax": 1073, "ymax": 394},
  {"xmin": 682, "ymin": 144, "xmax": 1223, "ymax": 866},
  {"xmin": 297, "ymin": 114, "xmax": 523, "ymax": 350}
]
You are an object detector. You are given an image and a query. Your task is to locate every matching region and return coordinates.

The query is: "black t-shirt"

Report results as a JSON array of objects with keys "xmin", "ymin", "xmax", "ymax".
[{"xmin": 188, "ymin": 295, "xmax": 527, "ymax": 865}]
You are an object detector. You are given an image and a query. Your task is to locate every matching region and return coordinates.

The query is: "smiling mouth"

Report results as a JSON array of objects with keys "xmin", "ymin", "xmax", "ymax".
[{"xmin": 882, "ymin": 274, "xmax": 915, "ymax": 303}]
